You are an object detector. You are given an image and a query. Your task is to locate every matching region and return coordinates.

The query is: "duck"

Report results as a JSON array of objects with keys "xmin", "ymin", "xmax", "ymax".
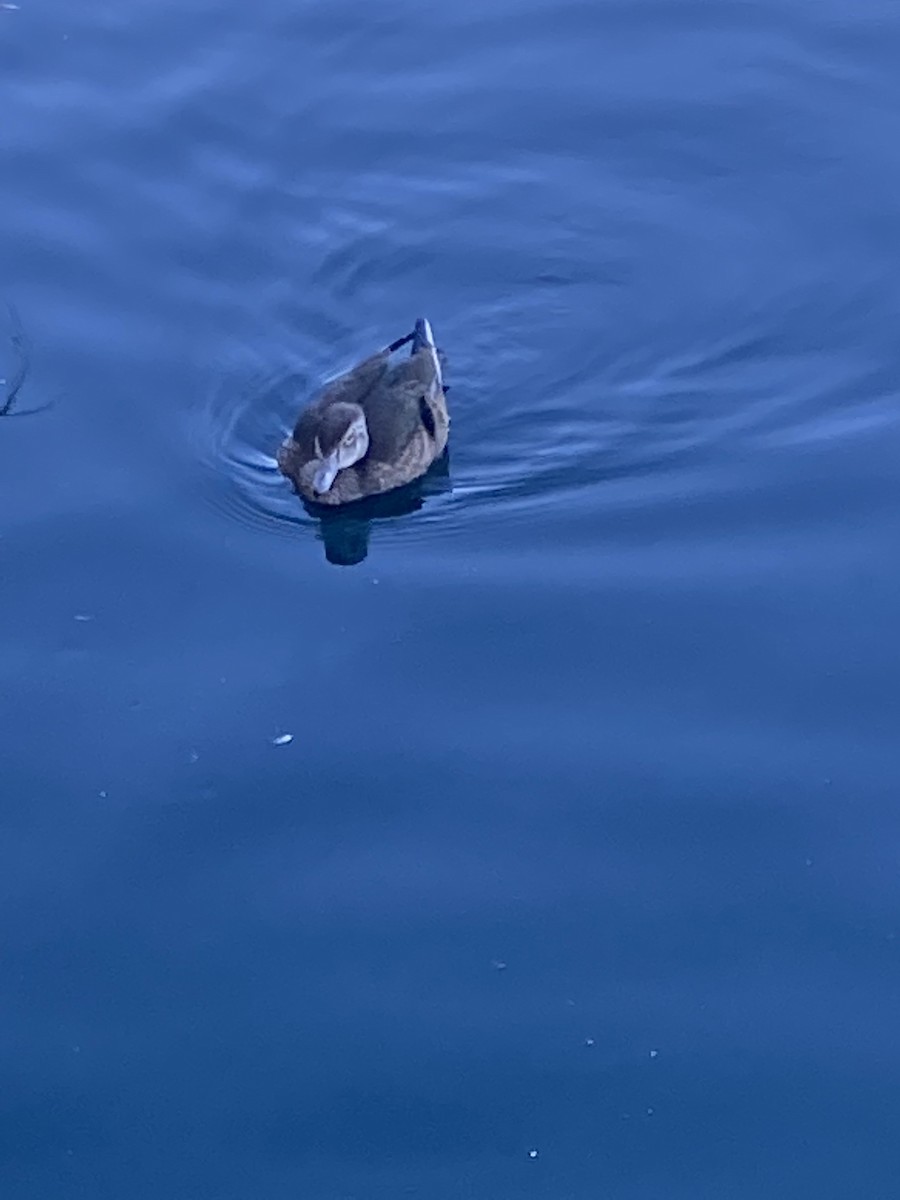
[{"xmin": 276, "ymin": 317, "xmax": 449, "ymax": 506}]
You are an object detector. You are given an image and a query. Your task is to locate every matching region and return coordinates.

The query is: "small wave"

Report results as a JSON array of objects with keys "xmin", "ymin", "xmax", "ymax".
[
  {"xmin": 188, "ymin": 262, "xmax": 899, "ymax": 558},
  {"xmin": 190, "ymin": 333, "xmax": 708, "ymax": 553},
  {"xmin": 190, "ymin": 350, "xmax": 313, "ymax": 540}
]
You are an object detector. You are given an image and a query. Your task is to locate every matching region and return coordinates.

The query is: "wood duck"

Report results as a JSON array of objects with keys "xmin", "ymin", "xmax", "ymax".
[{"xmin": 276, "ymin": 318, "xmax": 449, "ymax": 506}]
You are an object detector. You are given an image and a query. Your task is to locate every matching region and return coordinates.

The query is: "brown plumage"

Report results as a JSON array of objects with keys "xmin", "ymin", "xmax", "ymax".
[{"xmin": 276, "ymin": 319, "xmax": 449, "ymax": 506}]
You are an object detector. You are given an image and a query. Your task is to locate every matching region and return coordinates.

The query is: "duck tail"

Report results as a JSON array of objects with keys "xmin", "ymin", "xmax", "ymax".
[
  {"xmin": 411, "ymin": 317, "xmax": 435, "ymax": 354},
  {"xmin": 386, "ymin": 330, "xmax": 415, "ymax": 353},
  {"xmin": 411, "ymin": 317, "xmax": 443, "ymax": 389}
]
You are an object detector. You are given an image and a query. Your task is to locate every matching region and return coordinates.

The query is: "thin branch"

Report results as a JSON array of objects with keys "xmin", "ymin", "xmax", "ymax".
[
  {"xmin": 1, "ymin": 304, "xmax": 28, "ymax": 416},
  {"xmin": 1, "ymin": 304, "xmax": 50, "ymax": 418}
]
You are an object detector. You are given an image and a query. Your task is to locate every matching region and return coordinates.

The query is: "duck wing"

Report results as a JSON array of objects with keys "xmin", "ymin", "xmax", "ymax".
[
  {"xmin": 316, "ymin": 349, "xmax": 391, "ymax": 407},
  {"xmin": 385, "ymin": 346, "xmax": 441, "ymax": 393},
  {"xmin": 359, "ymin": 377, "xmax": 424, "ymax": 461},
  {"xmin": 361, "ymin": 347, "xmax": 445, "ymax": 461}
]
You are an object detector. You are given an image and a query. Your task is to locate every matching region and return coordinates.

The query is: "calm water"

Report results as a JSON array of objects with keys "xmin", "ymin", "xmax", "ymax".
[{"xmin": 3, "ymin": 0, "xmax": 900, "ymax": 1196}]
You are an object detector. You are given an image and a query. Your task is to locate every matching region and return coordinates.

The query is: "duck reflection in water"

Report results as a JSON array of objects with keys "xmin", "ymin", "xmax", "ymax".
[{"xmin": 299, "ymin": 448, "xmax": 451, "ymax": 565}]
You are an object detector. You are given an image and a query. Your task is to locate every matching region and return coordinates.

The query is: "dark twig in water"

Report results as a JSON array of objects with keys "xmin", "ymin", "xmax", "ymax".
[
  {"xmin": 1, "ymin": 305, "xmax": 50, "ymax": 418},
  {"xmin": 1, "ymin": 304, "xmax": 28, "ymax": 416}
]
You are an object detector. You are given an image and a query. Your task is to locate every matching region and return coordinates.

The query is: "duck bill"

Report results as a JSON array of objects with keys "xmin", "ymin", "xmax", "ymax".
[{"xmin": 313, "ymin": 454, "xmax": 340, "ymax": 496}]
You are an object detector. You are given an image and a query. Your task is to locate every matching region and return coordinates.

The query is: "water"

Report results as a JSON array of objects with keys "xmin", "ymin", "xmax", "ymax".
[{"xmin": 3, "ymin": 0, "xmax": 900, "ymax": 1195}]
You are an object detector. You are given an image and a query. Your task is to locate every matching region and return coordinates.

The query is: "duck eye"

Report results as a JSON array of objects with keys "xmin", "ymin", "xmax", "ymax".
[{"xmin": 343, "ymin": 433, "xmax": 355, "ymax": 447}]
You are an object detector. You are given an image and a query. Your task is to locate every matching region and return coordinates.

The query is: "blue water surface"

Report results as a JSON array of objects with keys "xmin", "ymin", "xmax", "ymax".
[{"xmin": 3, "ymin": 0, "xmax": 900, "ymax": 1196}]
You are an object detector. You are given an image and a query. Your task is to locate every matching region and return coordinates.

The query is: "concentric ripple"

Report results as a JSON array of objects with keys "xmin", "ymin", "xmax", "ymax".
[
  {"xmin": 191, "ymin": 268, "xmax": 899, "ymax": 556},
  {"xmin": 193, "ymin": 350, "xmax": 313, "ymax": 539},
  {"xmin": 187, "ymin": 286, "xmax": 700, "ymax": 545}
]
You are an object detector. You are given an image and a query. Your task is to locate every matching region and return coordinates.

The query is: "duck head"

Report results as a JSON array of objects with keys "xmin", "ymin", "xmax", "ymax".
[{"xmin": 311, "ymin": 402, "xmax": 370, "ymax": 496}]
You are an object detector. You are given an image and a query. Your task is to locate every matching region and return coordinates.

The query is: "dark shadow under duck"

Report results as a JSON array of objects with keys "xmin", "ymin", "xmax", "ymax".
[
  {"xmin": 306, "ymin": 448, "xmax": 452, "ymax": 566},
  {"xmin": 277, "ymin": 317, "xmax": 450, "ymax": 506}
]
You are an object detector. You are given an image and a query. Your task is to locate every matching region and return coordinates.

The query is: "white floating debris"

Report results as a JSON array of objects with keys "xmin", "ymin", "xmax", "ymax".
[
  {"xmin": 2, "ymin": 4, "xmax": 22, "ymax": 10},
  {"xmin": 649, "ymin": 1049, "xmax": 658, "ymax": 1058},
  {"xmin": 74, "ymin": 613, "xmax": 93, "ymax": 622},
  {"xmin": 646, "ymin": 1107, "xmax": 655, "ymax": 1116},
  {"xmin": 188, "ymin": 749, "xmax": 199, "ymax": 764},
  {"xmin": 528, "ymin": 1148, "xmax": 539, "ymax": 1159},
  {"xmin": 490, "ymin": 959, "xmax": 507, "ymax": 971},
  {"xmin": 584, "ymin": 1037, "xmax": 595, "ymax": 1047},
  {"xmin": 272, "ymin": 733, "xmax": 293, "ymax": 746}
]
